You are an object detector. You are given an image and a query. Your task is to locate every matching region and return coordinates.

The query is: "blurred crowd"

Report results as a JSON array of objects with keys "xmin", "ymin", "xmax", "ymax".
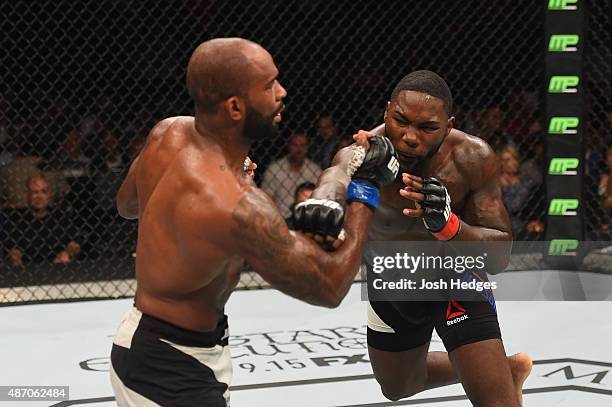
[
  {"xmin": 1, "ymin": 92, "xmax": 611, "ymax": 269},
  {"xmin": 0, "ymin": 95, "xmax": 144, "ymax": 268}
]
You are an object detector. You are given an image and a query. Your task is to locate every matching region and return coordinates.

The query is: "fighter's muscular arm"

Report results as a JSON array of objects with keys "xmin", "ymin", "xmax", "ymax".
[
  {"xmin": 311, "ymin": 147, "xmax": 353, "ymax": 202},
  {"xmin": 399, "ymin": 136, "xmax": 512, "ymax": 271},
  {"xmin": 456, "ymin": 141, "xmax": 513, "ymax": 271},
  {"xmin": 237, "ymin": 132, "xmax": 396, "ymax": 304},
  {"xmin": 231, "ymin": 186, "xmax": 372, "ymax": 307},
  {"xmin": 455, "ymin": 139, "xmax": 512, "ymax": 242}
]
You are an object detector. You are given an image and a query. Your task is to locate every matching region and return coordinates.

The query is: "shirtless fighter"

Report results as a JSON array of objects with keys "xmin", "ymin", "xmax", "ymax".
[
  {"xmin": 110, "ymin": 38, "xmax": 398, "ymax": 406},
  {"xmin": 294, "ymin": 70, "xmax": 532, "ymax": 406}
]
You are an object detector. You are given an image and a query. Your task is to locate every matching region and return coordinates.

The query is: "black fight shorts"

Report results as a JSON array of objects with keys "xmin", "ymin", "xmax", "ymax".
[
  {"xmin": 110, "ymin": 307, "xmax": 231, "ymax": 406},
  {"xmin": 367, "ymin": 295, "xmax": 501, "ymax": 353}
]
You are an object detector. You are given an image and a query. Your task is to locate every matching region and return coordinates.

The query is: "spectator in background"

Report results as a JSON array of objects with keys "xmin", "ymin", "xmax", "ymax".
[
  {"xmin": 0, "ymin": 131, "xmax": 42, "ymax": 208},
  {"xmin": 586, "ymin": 145, "xmax": 612, "ymax": 240},
  {"xmin": 585, "ymin": 108, "xmax": 612, "ymax": 239},
  {"xmin": 262, "ymin": 131, "xmax": 321, "ymax": 218},
  {"xmin": 498, "ymin": 145, "xmax": 538, "ymax": 238},
  {"xmin": 310, "ymin": 113, "xmax": 341, "ymax": 169},
  {"xmin": 285, "ymin": 182, "xmax": 316, "ymax": 229},
  {"xmin": 2, "ymin": 175, "xmax": 84, "ymax": 267},
  {"xmin": 599, "ymin": 146, "xmax": 612, "ymax": 210},
  {"xmin": 1, "ymin": 114, "xmax": 70, "ymax": 209},
  {"xmin": 475, "ymin": 105, "xmax": 511, "ymax": 151}
]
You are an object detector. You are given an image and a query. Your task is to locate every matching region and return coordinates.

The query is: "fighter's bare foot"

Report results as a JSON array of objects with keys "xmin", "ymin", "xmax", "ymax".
[{"xmin": 508, "ymin": 353, "xmax": 532, "ymax": 406}]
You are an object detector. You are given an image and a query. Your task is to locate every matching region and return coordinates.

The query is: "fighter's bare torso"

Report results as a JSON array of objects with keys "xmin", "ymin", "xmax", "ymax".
[
  {"xmin": 369, "ymin": 128, "xmax": 487, "ymax": 241},
  {"xmin": 132, "ymin": 116, "xmax": 245, "ymax": 331}
]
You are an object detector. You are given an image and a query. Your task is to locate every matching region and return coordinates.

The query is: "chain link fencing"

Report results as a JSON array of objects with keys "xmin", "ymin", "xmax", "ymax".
[{"xmin": 0, "ymin": 0, "xmax": 609, "ymax": 304}]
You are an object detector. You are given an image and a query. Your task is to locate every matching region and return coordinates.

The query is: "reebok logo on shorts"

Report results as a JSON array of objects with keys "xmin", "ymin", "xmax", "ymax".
[{"xmin": 446, "ymin": 301, "xmax": 469, "ymax": 326}]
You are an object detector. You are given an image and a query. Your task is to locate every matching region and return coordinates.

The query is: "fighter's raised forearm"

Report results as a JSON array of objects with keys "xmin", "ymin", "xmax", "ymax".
[
  {"xmin": 231, "ymin": 186, "xmax": 372, "ymax": 308},
  {"xmin": 311, "ymin": 147, "xmax": 353, "ymax": 203},
  {"xmin": 237, "ymin": 133, "xmax": 398, "ymax": 305}
]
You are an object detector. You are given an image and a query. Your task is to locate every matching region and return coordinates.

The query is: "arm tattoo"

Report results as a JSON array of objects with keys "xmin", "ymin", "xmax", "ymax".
[
  {"xmin": 231, "ymin": 188, "xmax": 329, "ymax": 304},
  {"xmin": 231, "ymin": 188, "xmax": 294, "ymax": 263}
]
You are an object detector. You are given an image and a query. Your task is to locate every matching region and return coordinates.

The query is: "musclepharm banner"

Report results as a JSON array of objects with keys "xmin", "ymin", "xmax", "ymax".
[{"xmin": 545, "ymin": 0, "xmax": 584, "ymax": 268}]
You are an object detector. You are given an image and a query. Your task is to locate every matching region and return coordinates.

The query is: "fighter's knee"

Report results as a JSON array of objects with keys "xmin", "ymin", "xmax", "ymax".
[
  {"xmin": 377, "ymin": 374, "xmax": 425, "ymax": 401},
  {"xmin": 379, "ymin": 382, "xmax": 419, "ymax": 401},
  {"xmin": 380, "ymin": 386, "xmax": 403, "ymax": 402}
]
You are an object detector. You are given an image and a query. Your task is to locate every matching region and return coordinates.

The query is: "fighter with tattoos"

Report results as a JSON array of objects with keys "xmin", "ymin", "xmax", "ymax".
[{"xmin": 109, "ymin": 38, "xmax": 398, "ymax": 406}]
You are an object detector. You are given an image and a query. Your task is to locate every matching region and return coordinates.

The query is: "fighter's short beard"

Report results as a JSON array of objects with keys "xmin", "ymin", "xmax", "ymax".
[
  {"xmin": 243, "ymin": 105, "xmax": 278, "ymax": 141},
  {"xmin": 408, "ymin": 131, "xmax": 448, "ymax": 171}
]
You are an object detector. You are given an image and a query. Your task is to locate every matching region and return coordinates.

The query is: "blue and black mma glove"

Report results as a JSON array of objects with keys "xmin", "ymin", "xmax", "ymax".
[
  {"xmin": 293, "ymin": 135, "xmax": 399, "ymax": 239},
  {"xmin": 346, "ymin": 135, "xmax": 399, "ymax": 209}
]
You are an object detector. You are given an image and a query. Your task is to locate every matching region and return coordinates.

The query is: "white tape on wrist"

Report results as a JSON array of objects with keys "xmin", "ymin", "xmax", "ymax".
[{"xmin": 346, "ymin": 145, "xmax": 366, "ymax": 177}]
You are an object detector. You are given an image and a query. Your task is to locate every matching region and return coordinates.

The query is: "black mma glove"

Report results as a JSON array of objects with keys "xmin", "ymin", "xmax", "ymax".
[
  {"xmin": 420, "ymin": 177, "xmax": 460, "ymax": 240},
  {"xmin": 346, "ymin": 135, "xmax": 399, "ymax": 209},
  {"xmin": 293, "ymin": 199, "xmax": 345, "ymax": 239}
]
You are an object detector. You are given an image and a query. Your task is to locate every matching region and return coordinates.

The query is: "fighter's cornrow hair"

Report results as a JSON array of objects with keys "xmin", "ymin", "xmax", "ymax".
[{"xmin": 390, "ymin": 70, "xmax": 453, "ymax": 116}]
